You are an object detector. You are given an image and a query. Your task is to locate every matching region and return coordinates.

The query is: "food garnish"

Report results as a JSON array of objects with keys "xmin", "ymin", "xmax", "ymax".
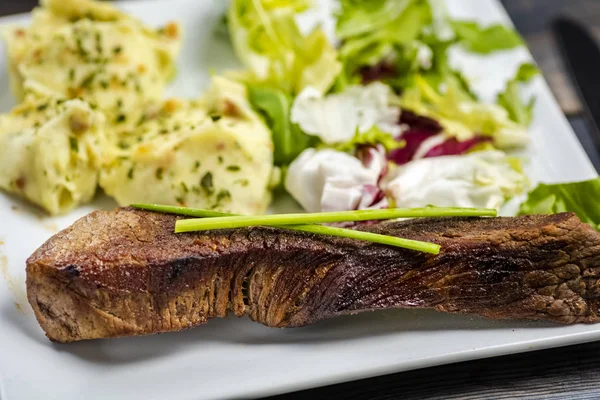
[
  {"xmin": 519, "ymin": 177, "xmax": 600, "ymax": 231},
  {"xmin": 133, "ymin": 203, "xmax": 497, "ymax": 253}
]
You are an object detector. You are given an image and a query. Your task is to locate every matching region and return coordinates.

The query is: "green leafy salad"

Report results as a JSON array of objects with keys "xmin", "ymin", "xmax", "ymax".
[{"xmin": 223, "ymin": 0, "xmax": 599, "ymax": 229}]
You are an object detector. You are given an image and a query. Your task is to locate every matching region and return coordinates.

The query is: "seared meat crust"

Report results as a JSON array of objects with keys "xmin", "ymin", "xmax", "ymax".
[{"xmin": 26, "ymin": 208, "xmax": 600, "ymax": 342}]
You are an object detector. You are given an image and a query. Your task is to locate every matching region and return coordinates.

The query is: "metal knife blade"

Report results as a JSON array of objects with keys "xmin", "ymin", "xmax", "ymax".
[{"xmin": 554, "ymin": 17, "xmax": 600, "ymax": 150}]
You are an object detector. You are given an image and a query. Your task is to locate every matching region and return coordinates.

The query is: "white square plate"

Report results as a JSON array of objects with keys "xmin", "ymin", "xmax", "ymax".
[{"xmin": 0, "ymin": 1, "xmax": 598, "ymax": 399}]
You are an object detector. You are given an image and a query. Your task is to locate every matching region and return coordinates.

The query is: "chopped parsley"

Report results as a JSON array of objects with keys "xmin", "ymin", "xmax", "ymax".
[
  {"xmin": 234, "ymin": 178, "xmax": 249, "ymax": 187},
  {"xmin": 226, "ymin": 165, "xmax": 240, "ymax": 172},
  {"xmin": 180, "ymin": 182, "xmax": 189, "ymax": 193},
  {"xmin": 155, "ymin": 167, "xmax": 164, "ymax": 180},
  {"xmin": 80, "ymin": 71, "xmax": 97, "ymax": 88},
  {"xmin": 137, "ymin": 114, "xmax": 147, "ymax": 126},
  {"xmin": 193, "ymin": 160, "xmax": 201, "ymax": 171},
  {"xmin": 69, "ymin": 137, "xmax": 79, "ymax": 152},
  {"xmin": 217, "ymin": 156, "xmax": 223, "ymax": 164},
  {"xmin": 127, "ymin": 166, "xmax": 135, "ymax": 180},
  {"xmin": 115, "ymin": 114, "xmax": 127, "ymax": 124},
  {"xmin": 75, "ymin": 36, "xmax": 88, "ymax": 59},
  {"xmin": 68, "ymin": 68, "xmax": 75, "ymax": 82},
  {"xmin": 95, "ymin": 31, "xmax": 102, "ymax": 55},
  {"xmin": 200, "ymin": 172, "xmax": 214, "ymax": 194},
  {"xmin": 210, "ymin": 114, "xmax": 222, "ymax": 122},
  {"xmin": 216, "ymin": 189, "xmax": 231, "ymax": 203}
]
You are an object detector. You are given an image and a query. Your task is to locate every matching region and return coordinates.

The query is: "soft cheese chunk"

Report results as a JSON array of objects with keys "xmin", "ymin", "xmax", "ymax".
[
  {"xmin": 0, "ymin": 96, "xmax": 106, "ymax": 215},
  {"xmin": 100, "ymin": 77, "xmax": 274, "ymax": 215},
  {"xmin": 3, "ymin": 0, "xmax": 181, "ymax": 121}
]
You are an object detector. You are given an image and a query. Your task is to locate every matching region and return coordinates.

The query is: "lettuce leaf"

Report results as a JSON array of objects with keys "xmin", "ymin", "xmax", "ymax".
[
  {"xmin": 334, "ymin": 0, "xmax": 526, "ymax": 94},
  {"xmin": 497, "ymin": 63, "xmax": 539, "ymax": 126},
  {"xmin": 333, "ymin": 126, "xmax": 405, "ymax": 153},
  {"xmin": 386, "ymin": 150, "xmax": 528, "ymax": 210},
  {"xmin": 228, "ymin": 0, "xmax": 341, "ymax": 95},
  {"xmin": 335, "ymin": 0, "xmax": 433, "ymax": 90},
  {"xmin": 519, "ymin": 178, "xmax": 600, "ymax": 231},
  {"xmin": 291, "ymin": 83, "xmax": 401, "ymax": 145},
  {"xmin": 248, "ymin": 85, "xmax": 316, "ymax": 166},
  {"xmin": 451, "ymin": 21, "xmax": 523, "ymax": 54},
  {"xmin": 400, "ymin": 76, "xmax": 529, "ymax": 148}
]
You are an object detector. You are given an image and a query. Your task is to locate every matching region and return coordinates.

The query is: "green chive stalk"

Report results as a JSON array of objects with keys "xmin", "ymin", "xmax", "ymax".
[
  {"xmin": 132, "ymin": 204, "xmax": 440, "ymax": 254},
  {"xmin": 132, "ymin": 204, "xmax": 496, "ymax": 254},
  {"xmin": 173, "ymin": 207, "xmax": 496, "ymax": 232}
]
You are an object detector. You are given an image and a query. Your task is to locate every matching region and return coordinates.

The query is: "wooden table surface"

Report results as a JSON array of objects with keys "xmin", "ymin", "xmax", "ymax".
[{"xmin": 2, "ymin": 1, "xmax": 600, "ymax": 399}]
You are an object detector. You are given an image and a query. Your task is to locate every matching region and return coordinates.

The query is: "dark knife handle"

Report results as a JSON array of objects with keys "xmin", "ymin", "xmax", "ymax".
[{"xmin": 553, "ymin": 17, "xmax": 600, "ymax": 152}]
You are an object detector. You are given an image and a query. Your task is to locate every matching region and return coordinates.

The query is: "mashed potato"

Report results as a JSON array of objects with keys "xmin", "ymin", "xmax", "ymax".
[
  {"xmin": 0, "ymin": 95, "xmax": 105, "ymax": 214},
  {"xmin": 0, "ymin": 1, "xmax": 275, "ymax": 216},
  {"xmin": 3, "ymin": 0, "xmax": 181, "ymax": 122},
  {"xmin": 100, "ymin": 77, "xmax": 274, "ymax": 215}
]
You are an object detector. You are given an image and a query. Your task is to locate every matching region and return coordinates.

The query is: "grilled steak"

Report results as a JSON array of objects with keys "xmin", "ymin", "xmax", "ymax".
[{"xmin": 27, "ymin": 207, "xmax": 600, "ymax": 343}]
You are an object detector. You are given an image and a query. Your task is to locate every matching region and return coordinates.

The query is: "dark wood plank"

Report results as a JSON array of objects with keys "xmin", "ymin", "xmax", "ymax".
[{"xmin": 0, "ymin": 0, "xmax": 37, "ymax": 16}]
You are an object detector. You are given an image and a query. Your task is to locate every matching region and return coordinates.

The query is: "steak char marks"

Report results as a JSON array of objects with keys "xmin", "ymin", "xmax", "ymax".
[{"xmin": 26, "ymin": 207, "xmax": 600, "ymax": 342}]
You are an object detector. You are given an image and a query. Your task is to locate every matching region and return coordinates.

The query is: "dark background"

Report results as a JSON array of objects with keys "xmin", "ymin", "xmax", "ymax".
[{"xmin": 2, "ymin": 1, "xmax": 600, "ymax": 399}]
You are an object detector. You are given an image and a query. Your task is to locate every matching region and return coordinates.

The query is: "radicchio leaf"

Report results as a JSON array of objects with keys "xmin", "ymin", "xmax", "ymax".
[
  {"xmin": 399, "ymin": 109, "xmax": 444, "ymax": 134},
  {"xmin": 423, "ymin": 136, "xmax": 492, "ymax": 158},
  {"xmin": 359, "ymin": 62, "xmax": 398, "ymax": 85},
  {"xmin": 388, "ymin": 130, "xmax": 436, "ymax": 165}
]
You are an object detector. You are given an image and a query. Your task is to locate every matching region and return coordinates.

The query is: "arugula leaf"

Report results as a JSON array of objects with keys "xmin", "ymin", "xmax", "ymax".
[
  {"xmin": 333, "ymin": 126, "xmax": 405, "ymax": 153},
  {"xmin": 497, "ymin": 63, "xmax": 539, "ymax": 126},
  {"xmin": 248, "ymin": 85, "xmax": 315, "ymax": 166},
  {"xmin": 519, "ymin": 178, "xmax": 600, "ymax": 231},
  {"xmin": 451, "ymin": 21, "xmax": 523, "ymax": 54}
]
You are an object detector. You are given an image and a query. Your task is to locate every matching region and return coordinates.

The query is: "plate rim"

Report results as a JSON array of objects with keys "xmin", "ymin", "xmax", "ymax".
[{"xmin": 0, "ymin": 0, "xmax": 598, "ymax": 399}]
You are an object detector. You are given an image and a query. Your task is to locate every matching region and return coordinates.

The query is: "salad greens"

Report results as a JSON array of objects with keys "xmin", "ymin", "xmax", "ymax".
[
  {"xmin": 336, "ymin": 0, "xmax": 432, "ymax": 89},
  {"xmin": 333, "ymin": 126, "xmax": 405, "ymax": 153},
  {"xmin": 450, "ymin": 21, "xmax": 523, "ymax": 54},
  {"xmin": 227, "ymin": 0, "xmax": 341, "ymax": 95},
  {"xmin": 290, "ymin": 82, "xmax": 401, "ymax": 145},
  {"xmin": 399, "ymin": 76, "xmax": 529, "ymax": 148},
  {"xmin": 519, "ymin": 178, "xmax": 600, "ymax": 231},
  {"xmin": 224, "ymin": 0, "xmax": 548, "ymax": 216},
  {"xmin": 497, "ymin": 63, "xmax": 540, "ymax": 126},
  {"xmin": 334, "ymin": 0, "xmax": 526, "ymax": 94},
  {"xmin": 335, "ymin": 0, "xmax": 433, "ymax": 90},
  {"xmin": 248, "ymin": 85, "xmax": 315, "ymax": 166}
]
